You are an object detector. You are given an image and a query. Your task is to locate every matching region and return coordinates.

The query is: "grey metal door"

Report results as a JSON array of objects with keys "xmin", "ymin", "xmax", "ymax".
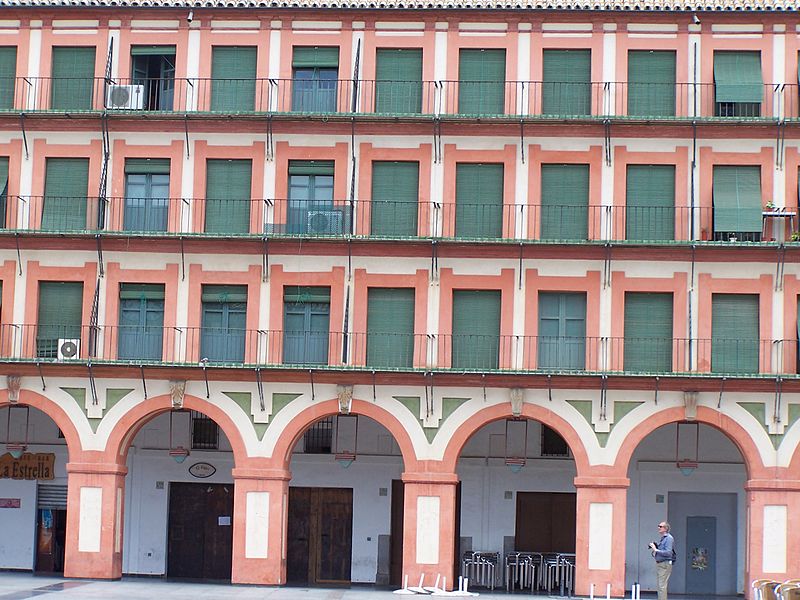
[{"xmin": 685, "ymin": 516, "xmax": 716, "ymax": 595}]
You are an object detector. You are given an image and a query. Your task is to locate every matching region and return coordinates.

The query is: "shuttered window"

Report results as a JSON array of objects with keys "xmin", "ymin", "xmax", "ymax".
[
  {"xmin": 542, "ymin": 49, "xmax": 591, "ymax": 116},
  {"xmin": 0, "ymin": 156, "xmax": 7, "ymax": 228},
  {"xmin": 205, "ymin": 159, "xmax": 252, "ymax": 234},
  {"xmin": 124, "ymin": 159, "xmax": 169, "ymax": 233},
  {"xmin": 51, "ymin": 46, "xmax": 96, "ymax": 110},
  {"xmin": 201, "ymin": 285, "xmax": 247, "ymax": 362},
  {"xmin": 455, "ymin": 163, "xmax": 504, "ymax": 239},
  {"xmin": 452, "ymin": 290, "xmax": 501, "ymax": 369},
  {"xmin": 42, "ymin": 158, "xmax": 89, "ymax": 231},
  {"xmin": 712, "ymin": 166, "xmax": 762, "ymax": 240},
  {"xmin": 283, "ymin": 286, "xmax": 330, "ymax": 365},
  {"xmin": 292, "ymin": 46, "xmax": 339, "ymax": 112},
  {"xmin": 287, "ymin": 161, "xmax": 339, "ymax": 235},
  {"xmin": 375, "ymin": 49, "xmax": 423, "ymax": 114},
  {"xmin": 711, "ymin": 294, "xmax": 759, "ymax": 374},
  {"xmin": 624, "ymin": 293, "xmax": 673, "ymax": 372},
  {"xmin": 538, "ymin": 292, "xmax": 586, "ymax": 370},
  {"xmin": 540, "ymin": 164, "xmax": 589, "ymax": 241},
  {"xmin": 458, "ymin": 48, "xmax": 506, "ymax": 115},
  {"xmin": 366, "ymin": 288, "xmax": 415, "ymax": 368},
  {"xmin": 37, "ymin": 281, "xmax": 83, "ymax": 358},
  {"xmin": 211, "ymin": 46, "xmax": 257, "ymax": 113},
  {"xmin": 371, "ymin": 161, "xmax": 419, "ymax": 237},
  {"xmin": 714, "ymin": 52, "xmax": 762, "ymax": 117},
  {"xmin": 626, "ymin": 165, "xmax": 675, "ymax": 241},
  {"xmin": 118, "ymin": 283, "xmax": 164, "ymax": 361},
  {"xmin": 627, "ymin": 50, "xmax": 676, "ymax": 117},
  {"xmin": 0, "ymin": 46, "xmax": 16, "ymax": 110}
]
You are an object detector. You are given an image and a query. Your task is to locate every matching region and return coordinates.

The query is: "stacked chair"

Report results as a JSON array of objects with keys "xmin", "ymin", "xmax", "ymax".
[{"xmin": 753, "ymin": 578, "xmax": 800, "ymax": 600}]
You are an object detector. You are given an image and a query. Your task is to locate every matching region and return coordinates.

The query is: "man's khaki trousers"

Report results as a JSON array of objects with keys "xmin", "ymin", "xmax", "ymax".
[{"xmin": 656, "ymin": 561, "xmax": 673, "ymax": 600}]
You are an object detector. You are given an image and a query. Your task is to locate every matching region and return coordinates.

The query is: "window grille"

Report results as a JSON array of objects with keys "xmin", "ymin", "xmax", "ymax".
[
  {"xmin": 541, "ymin": 425, "xmax": 569, "ymax": 457},
  {"xmin": 304, "ymin": 417, "xmax": 333, "ymax": 454},
  {"xmin": 191, "ymin": 411, "xmax": 219, "ymax": 450}
]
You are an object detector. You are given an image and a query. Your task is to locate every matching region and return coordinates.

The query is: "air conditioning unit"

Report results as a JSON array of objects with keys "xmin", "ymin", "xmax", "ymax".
[
  {"xmin": 106, "ymin": 84, "xmax": 144, "ymax": 110},
  {"xmin": 307, "ymin": 210, "xmax": 344, "ymax": 235},
  {"xmin": 57, "ymin": 338, "xmax": 80, "ymax": 360}
]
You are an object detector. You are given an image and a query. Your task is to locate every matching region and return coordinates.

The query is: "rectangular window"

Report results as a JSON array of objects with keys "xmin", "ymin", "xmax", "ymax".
[
  {"xmin": 375, "ymin": 48, "xmax": 423, "ymax": 114},
  {"xmin": 283, "ymin": 286, "xmax": 330, "ymax": 365},
  {"xmin": 370, "ymin": 161, "xmax": 419, "ymax": 237},
  {"xmin": 42, "ymin": 158, "xmax": 89, "ymax": 231},
  {"xmin": 211, "ymin": 46, "xmax": 257, "ymax": 113},
  {"xmin": 124, "ymin": 158, "xmax": 170, "ymax": 232},
  {"xmin": 287, "ymin": 160, "xmax": 340, "ymax": 235},
  {"xmin": 51, "ymin": 46, "xmax": 96, "ymax": 110},
  {"xmin": 458, "ymin": 48, "xmax": 506, "ymax": 115},
  {"xmin": 625, "ymin": 165, "xmax": 675, "ymax": 241},
  {"xmin": 205, "ymin": 159, "xmax": 252, "ymax": 234},
  {"xmin": 37, "ymin": 281, "xmax": 83, "ymax": 358},
  {"xmin": 366, "ymin": 288, "xmax": 415, "ymax": 368},
  {"xmin": 711, "ymin": 294, "xmax": 759, "ymax": 374},
  {"xmin": 118, "ymin": 283, "xmax": 165, "ymax": 361},
  {"xmin": 452, "ymin": 290, "xmax": 501, "ymax": 369},
  {"xmin": 130, "ymin": 46, "xmax": 175, "ymax": 111},
  {"xmin": 191, "ymin": 411, "xmax": 219, "ymax": 450},
  {"xmin": 713, "ymin": 51, "xmax": 763, "ymax": 117},
  {"xmin": 627, "ymin": 50, "xmax": 676, "ymax": 117},
  {"xmin": 0, "ymin": 156, "xmax": 8, "ymax": 229},
  {"xmin": 538, "ymin": 292, "xmax": 586, "ymax": 370},
  {"xmin": 200, "ymin": 285, "xmax": 247, "ymax": 362},
  {"xmin": 455, "ymin": 163, "xmax": 504, "ymax": 239},
  {"xmin": 292, "ymin": 46, "xmax": 339, "ymax": 112},
  {"xmin": 540, "ymin": 164, "xmax": 589, "ymax": 241},
  {"xmin": 541, "ymin": 425, "xmax": 569, "ymax": 457},
  {"xmin": 712, "ymin": 165, "xmax": 762, "ymax": 241},
  {"xmin": 0, "ymin": 46, "xmax": 17, "ymax": 110},
  {"xmin": 624, "ymin": 292, "xmax": 673, "ymax": 372},
  {"xmin": 542, "ymin": 49, "xmax": 591, "ymax": 116}
]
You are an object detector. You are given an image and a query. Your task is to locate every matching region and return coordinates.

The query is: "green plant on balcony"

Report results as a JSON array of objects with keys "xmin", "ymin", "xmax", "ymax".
[
  {"xmin": 791, "ymin": 231, "xmax": 800, "ymax": 242},
  {"xmin": 764, "ymin": 200, "xmax": 776, "ymax": 210}
]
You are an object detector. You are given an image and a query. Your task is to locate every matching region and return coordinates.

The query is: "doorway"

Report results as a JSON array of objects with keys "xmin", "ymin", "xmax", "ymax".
[
  {"xmin": 35, "ymin": 484, "xmax": 67, "ymax": 573},
  {"xmin": 515, "ymin": 491, "xmax": 576, "ymax": 552}
]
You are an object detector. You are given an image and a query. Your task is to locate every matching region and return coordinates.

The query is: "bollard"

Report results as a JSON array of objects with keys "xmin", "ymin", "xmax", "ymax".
[{"xmin": 590, "ymin": 582, "xmax": 595, "ymax": 600}]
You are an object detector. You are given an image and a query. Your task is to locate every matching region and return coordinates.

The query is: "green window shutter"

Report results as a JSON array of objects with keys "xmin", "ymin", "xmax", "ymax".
[
  {"xmin": 452, "ymin": 290, "xmax": 501, "ymax": 369},
  {"xmin": 0, "ymin": 156, "xmax": 8, "ymax": 228},
  {"xmin": 124, "ymin": 158, "xmax": 170, "ymax": 175},
  {"xmin": 624, "ymin": 292, "xmax": 673, "ymax": 372},
  {"xmin": 51, "ymin": 46, "xmax": 96, "ymax": 110},
  {"xmin": 712, "ymin": 294, "xmax": 759, "ymax": 374},
  {"xmin": 537, "ymin": 292, "xmax": 586, "ymax": 370},
  {"xmin": 0, "ymin": 46, "xmax": 17, "ymax": 110},
  {"xmin": 626, "ymin": 165, "xmax": 675, "ymax": 241},
  {"xmin": 712, "ymin": 166, "xmax": 762, "ymax": 236},
  {"xmin": 119, "ymin": 283, "xmax": 166, "ymax": 300},
  {"xmin": 130, "ymin": 46, "xmax": 176, "ymax": 56},
  {"xmin": 366, "ymin": 288, "xmax": 415, "ymax": 368},
  {"xmin": 458, "ymin": 49, "xmax": 505, "ymax": 115},
  {"xmin": 542, "ymin": 49, "xmax": 591, "ymax": 116},
  {"xmin": 201, "ymin": 285, "xmax": 248, "ymax": 303},
  {"xmin": 288, "ymin": 160, "xmax": 335, "ymax": 176},
  {"xmin": 371, "ymin": 161, "xmax": 419, "ymax": 237},
  {"xmin": 540, "ymin": 164, "xmax": 589, "ymax": 240},
  {"xmin": 205, "ymin": 159, "xmax": 252, "ymax": 234},
  {"xmin": 211, "ymin": 46, "xmax": 257, "ymax": 113},
  {"xmin": 375, "ymin": 48, "xmax": 423, "ymax": 114},
  {"xmin": 43, "ymin": 158, "xmax": 89, "ymax": 231},
  {"xmin": 292, "ymin": 46, "xmax": 339, "ymax": 68},
  {"xmin": 455, "ymin": 163, "xmax": 504, "ymax": 238},
  {"xmin": 283, "ymin": 286, "xmax": 330, "ymax": 365},
  {"xmin": 37, "ymin": 281, "xmax": 83, "ymax": 358},
  {"xmin": 201, "ymin": 285, "xmax": 247, "ymax": 362},
  {"xmin": 627, "ymin": 50, "xmax": 676, "ymax": 117},
  {"xmin": 714, "ymin": 51, "xmax": 763, "ymax": 104},
  {"xmin": 118, "ymin": 283, "xmax": 164, "ymax": 361}
]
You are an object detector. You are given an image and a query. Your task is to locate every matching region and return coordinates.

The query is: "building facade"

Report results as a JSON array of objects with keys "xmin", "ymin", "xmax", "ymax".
[{"xmin": 0, "ymin": 2, "xmax": 799, "ymax": 597}]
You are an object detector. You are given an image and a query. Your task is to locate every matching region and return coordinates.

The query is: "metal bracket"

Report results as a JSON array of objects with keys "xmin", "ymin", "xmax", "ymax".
[
  {"xmin": 547, "ymin": 374, "xmax": 552, "ymax": 402},
  {"xmin": 179, "ymin": 236, "xmax": 186, "ymax": 281},
  {"xmin": 372, "ymin": 370, "xmax": 377, "ymax": 402},
  {"xmin": 266, "ymin": 114, "xmax": 274, "ymax": 161},
  {"xmin": 309, "ymin": 369, "xmax": 315, "ymax": 402},
  {"xmin": 603, "ymin": 119, "xmax": 612, "ymax": 166},
  {"xmin": 184, "ymin": 114, "xmax": 190, "ymax": 158},
  {"xmin": 599, "ymin": 374, "xmax": 608, "ymax": 421},
  {"xmin": 431, "ymin": 240, "xmax": 439, "ymax": 282},
  {"xmin": 654, "ymin": 376, "xmax": 660, "ymax": 406},
  {"xmin": 775, "ymin": 243, "xmax": 785, "ymax": 291},
  {"xmin": 255, "ymin": 367, "xmax": 265, "ymax": 412},
  {"xmin": 36, "ymin": 361, "xmax": 46, "ymax": 391},
  {"xmin": 518, "ymin": 242, "xmax": 524, "ymax": 290},
  {"xmin": 427, "ymin": 372, "xmax": 434, "ymax": 418},
  {"xmin": 201, "ymin": 359, "xmax": 210, "ymax": 399},
  {"xmin": 482, "ymin": 373, "xmax": 487, "ymax": 402},
  {"xmin": 262, "ymin": 236, "xmax": 269, "ymax": 282},
  {"xmin": 88, "ymin": 362, "xmax": 98, "ymax": 406},
  {"xmin": 433, "ymin": 118, "xmax": 442, "ymax": 164},
  {"xmin": 603, "ymin": 243, "xmax": 612, "ymax": 288},
  {"xmin": 95, "ymin": 234, "xmax": 105, "ymax": 278},
  {"xmin": 347, "ymin": 238, "xmax": 353, "ymax": 282},
  {"xmin": 19, "ymin": 113, "xmax": 29, "ymax": 160},
  {"xmin": 717, "ymin": 376, "xmax": 726, "ymax": 409},
  {"xmin": 519, "ymin": 119, "xmax": 526, "ymax": 164},
  {"xmin": 140, "ymin": 365, "xmax": 147, "ymax": 400},
  {"xmin": 15, "ymin": 232, "xmax": 22, "ymax": 276},
  {"xmin": 774, "ymin": 376, "xmax": 782, "ymax": 424},
  {"xmin": 776, "ymin": 117, "xmax": 786, "ymax": 170}
]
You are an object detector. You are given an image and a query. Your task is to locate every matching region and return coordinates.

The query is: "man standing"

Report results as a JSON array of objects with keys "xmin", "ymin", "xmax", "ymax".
[{"xmin": 649, "ymin": 521, "xmax": 674, "ymax": 600}]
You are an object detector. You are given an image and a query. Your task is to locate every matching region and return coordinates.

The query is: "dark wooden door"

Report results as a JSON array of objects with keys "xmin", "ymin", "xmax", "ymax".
[
  {"xmin": 389, "ymin": 480, "xmax": 404, "ymax": 587},
  {"xmin": 515, "ymin": 491, "xmax": 576, "ymax": 553},
  {"xmin": 168, "ymin": 482, "xmax": 234, "ymax": 580}
]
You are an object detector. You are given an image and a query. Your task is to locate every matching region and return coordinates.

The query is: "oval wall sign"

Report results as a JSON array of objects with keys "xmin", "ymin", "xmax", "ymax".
[{"xmin": 188, "ymin": 462, "xmax": 216, "ymax": 479}]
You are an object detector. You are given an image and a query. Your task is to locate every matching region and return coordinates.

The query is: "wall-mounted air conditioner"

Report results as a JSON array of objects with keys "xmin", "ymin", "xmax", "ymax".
[
  {"xmin": 307, "ymin": 210, "xmax": 344, "ymax": 235},
  {"xmin": 106, "ymin": 84, "xmax": 144, "ymax": 110},
  {"xmin": 57, "ymin": 338, "xmax": 80, "ymax": 360}
]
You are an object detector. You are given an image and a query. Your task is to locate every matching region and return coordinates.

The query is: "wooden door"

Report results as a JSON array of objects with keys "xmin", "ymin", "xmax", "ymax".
[
  {"xmin": 515, "ymin": 491, "xmax": 576, "ymax": 553},
  {"xmin": 389, "ymin": 480, "xmax": 404, "ymax": 587}
]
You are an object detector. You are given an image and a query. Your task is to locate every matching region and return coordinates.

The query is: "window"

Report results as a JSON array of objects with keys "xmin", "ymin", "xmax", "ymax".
[
  {"xmin": 627, "ymin": 50, "xmax": 676, "ymax": 117},
  {"xmin": 711, "ymin": 294, "xmax": 759, "ymax": 374},
  {"xmin": 366, "ymin": 288, "xmax": 415, "ymax": 368},
  {"xmin": 292, "ymin": 46, "xmax": 339, "ymax": 112},
  {"xmin": 538, "ymin": 292, "xmax": 586, "ymax": 370},
  {"xmin": 0, "ymin": 156, "xmax": 8, "ymax": 228},
  {"xmin": 712, "ymin": 165, "xmax": 762, "ymax": 242},
  {"xmin": 0, "ymin": 46, "xmax": 16, "ymax": 110},
  {"xmin": 304, "ymin": 417, "xmax": 333, "ymax": 453},
  {"xmin": 118, "ymin": 283, "xmax": 164, "ymax": 361},
  {"xmin": 455, "ymin": 163, "xmax": 503, "ymax": 239},
  {"xmin": 287, "ymin": 160, "xmax": 341, "ymax": 235},
  {"xmin": 51, "ymin": 46, "xmax": 96, "ymax": 110},
  {"xmin": 42, "ymin": 158, "xmax": 89, "ymax": 231},
  {"xmin": 371, "ymin": 161, "xmax": 419, "ymax": 237},
  {"xmin": 452, "ymin": 290, "xmax": 501, "ymax": 369},
  {"xmin": 375, "ymin": 48, "xmax": 422, "ymax": 114},
  {"xmin": 124, "ymin": 158, "xmax": 170, "ymax": 232},
  {"xmin": 541, "ymin": 425, "xmax": 569, "ymax": 457},
  {"xmin": 191, "ymin": 411, "xmax": 219, "ymax": 450},
  {"xmin": 283, "ymin": 286, "xmax": 330, "ymax": 365},
  {"xmin": 200, "ymin": 285, "xmax": 247, "ymax": 363},
  {"xmin": 713, "ymin": 51, "xmax": 762, "ymax": 117},
  {"xmin": 626, "ymin": 165, "xmax": 675, "ymax": 241},
  {"xmin": 624, "ymin": 292, "xmax": 673, "ymax": 372},
  {"xmin": 130, "ymin": 46, "xmax": 175, "ymax": 111},
  {"xmin": 458, "ymin": 48, "xmax": 506, "ymax": 115},
  {"xmin": 205, "ymin": 159, "xmax": 252, "ymax": 234},
  {"xmin": 540, "ymin": 164, "xmax": 589, "ymax": 241},
  {"xmin": 211, "ymin": 46, "xmax": 257, "ymax": 113},
  {"xmin": 37, "ymin": 282, "xmax": 83, "ymax": 358},
  {"xmin": 542, "ymin": 49, "xmax": 591, "ymax": 116}
]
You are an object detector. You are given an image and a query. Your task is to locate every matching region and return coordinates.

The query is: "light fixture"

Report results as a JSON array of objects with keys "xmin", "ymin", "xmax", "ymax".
[
  {"xmin": 675, "ymin": 421, "xmax": 699, "ymax": 476},
  {"xmin": 334, "ymin": 414, "xmax": 358, "ymax": 469},
  {"xmin": 505, "ymin": 418, "xmax": 528, "ymax": 473},
  {"xmin": 169, "ymin": 410, "xmax": 190, "ymax": 464},
  {"xmin": 4, "ymin": 405, "xmax": 29, "ymax": 459}
]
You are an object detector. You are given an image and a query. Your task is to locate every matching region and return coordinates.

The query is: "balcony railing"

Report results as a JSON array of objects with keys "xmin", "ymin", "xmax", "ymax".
[
  {"xmin": 0, "ymin": 77, "xmax": 794, "ymax": 120},
  {"xmin": 0, "ymin": 324, "xmax": 794, "ymax": 376}
]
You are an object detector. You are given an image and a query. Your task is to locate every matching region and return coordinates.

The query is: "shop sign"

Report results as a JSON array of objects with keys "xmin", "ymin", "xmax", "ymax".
[
  {"xmin": 0, "ymin": 498, "xmax": 21, "ymax": 508},
  {"xmin": 0, "ymin": 452, "xmax": 56, "ymax": 480},
  {"xmin": 188, "ymin": 462, "xmax": 216, "ymax": 479}
]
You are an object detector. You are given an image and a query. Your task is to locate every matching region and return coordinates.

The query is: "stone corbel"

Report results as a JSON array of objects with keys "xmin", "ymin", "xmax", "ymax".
[
  {"xmin": 337, "ymin": 384, "xmax": 354, "ymax": 414},
  {"xmin": 7, "ymin": 375, "xmax": 21, "ymax": 403},
  {"xmin": 683, "ymin": 391, "xmax": 698, "ymax": 421},
  {"xmin": 169, "ymin": 380, "xmax": 186, "ymax": 409},
  {"xmin": 509, "ymin": 388, "xmax": 524, "ymax": 417}
]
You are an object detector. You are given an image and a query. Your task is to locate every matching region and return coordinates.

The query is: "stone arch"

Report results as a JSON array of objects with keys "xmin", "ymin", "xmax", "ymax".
[{"xmin": 0, "ymin": 389, "xmax": 83, "ymax": 459}]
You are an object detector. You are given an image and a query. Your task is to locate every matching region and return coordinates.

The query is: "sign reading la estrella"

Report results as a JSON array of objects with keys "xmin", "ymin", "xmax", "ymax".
[{"xmin": 0, "ymin": 453, "xmax": 56, "ymax": 480}]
